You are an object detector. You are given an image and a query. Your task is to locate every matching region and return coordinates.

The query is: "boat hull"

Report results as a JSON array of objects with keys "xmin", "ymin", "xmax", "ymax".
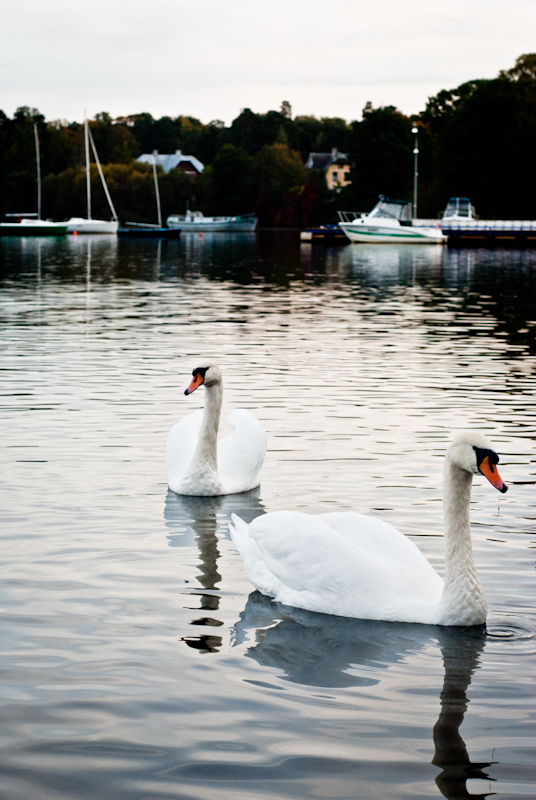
[
  {"xmin": 66, "ymin": 218, "xmax": 118, "ymax": 234},
  {"xmin": 0, "ymin": 221, "xmax": 67, "ymax": 236},
  {"xmin": 167, "ymin": 215, "xmax": 257, "ymax": 232},
  {"xmin": 117, "ymin": 228, "xmax": 181, "ymax": 238},
  {"xmin": 340, "ymin": 222, "xmax": 446, "ymax": 244}
]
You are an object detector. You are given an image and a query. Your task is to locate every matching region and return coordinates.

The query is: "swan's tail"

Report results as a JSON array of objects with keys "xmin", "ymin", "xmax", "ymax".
[
  {"xmin": 229, "ymin": 513, "xmax": 250, "ymax": 545},
  {"xmin": 229, "ymin": 514, "xmax": 280, "ymax": 601},
  {"xmin": 229, "ymin": 514, "xmax": 262, "ymax": 562}
]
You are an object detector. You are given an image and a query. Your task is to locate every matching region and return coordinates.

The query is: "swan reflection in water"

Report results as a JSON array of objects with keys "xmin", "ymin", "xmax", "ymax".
[
  {"xmin": 234, "ymin": 592, "xmax": 495, "ymax": 800},
  {"xmin": 164, "ymin": 488, "xmax": 264, "ymax": 653}
]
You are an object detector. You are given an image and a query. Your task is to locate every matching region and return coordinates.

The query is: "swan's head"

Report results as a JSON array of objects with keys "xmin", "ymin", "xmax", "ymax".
[
  {"xmin": 448, "ymin": 431, "xmax": 507, "ymax": 493},
  {"xmin": 184, "ymin": 361, "xmax": 222, "ymax": 395}
]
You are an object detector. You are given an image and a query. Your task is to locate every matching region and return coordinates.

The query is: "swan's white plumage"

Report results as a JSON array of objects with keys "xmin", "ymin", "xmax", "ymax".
[
  {"xmin": 166, "ymin": 410, "xmax": 203, "ymax": 491},
  {"xmin": 231, "ymin": 510, "xmax": 443, "ymax": 623},
  {"xmin": 230, "ymin": 432, "xmax": 507, "ymax": 626},
  {"xmin": 166, "ymin": 362, "xmax": 267, "ymax": 496},
  {"xmin": 217, "ymin": 409, "xmax": 267, "ymax": 495}
]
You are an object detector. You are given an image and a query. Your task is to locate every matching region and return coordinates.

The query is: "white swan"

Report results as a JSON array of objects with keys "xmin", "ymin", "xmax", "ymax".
[
  {"xmin": 230, "ymin": 432, "xmax": 508, "ymax": 626},
  {"xmin": 166, "ymin": 361, "xmax": 267, "ymax": 496}
]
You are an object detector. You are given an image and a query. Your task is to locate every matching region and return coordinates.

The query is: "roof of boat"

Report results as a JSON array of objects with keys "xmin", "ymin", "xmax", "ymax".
[{"xmin": 377, "ymin": 195, "xmax": 410, "ymax": 205}]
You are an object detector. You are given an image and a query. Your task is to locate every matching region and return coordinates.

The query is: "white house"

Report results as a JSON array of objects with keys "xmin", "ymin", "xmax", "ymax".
[{"xmin": 136, "ymin": 150, "xmax": 204, "ymax": 176}]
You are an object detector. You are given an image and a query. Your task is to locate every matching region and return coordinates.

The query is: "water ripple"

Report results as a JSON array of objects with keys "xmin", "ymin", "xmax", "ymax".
[{"xmin": 0, "ymin": 235, "xmax": 534, "ymax": 800}]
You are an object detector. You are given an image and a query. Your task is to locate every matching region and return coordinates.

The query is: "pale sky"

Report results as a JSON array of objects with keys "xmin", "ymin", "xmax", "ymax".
[{"xmin": 2, "ymin": 0, "xmax": 535, "ymax": 125}]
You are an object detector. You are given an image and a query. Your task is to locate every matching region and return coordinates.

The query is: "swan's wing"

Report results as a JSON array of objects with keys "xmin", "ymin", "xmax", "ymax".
[
  {"xmin": 317, "ymin": 512, "xmax": 440, "ymax": 580},
  {"xmin": 247, "ymin": 511, "xmax": 373, "ymax": 593},
  {"xmin": 230, "ymin": 514, "xmax": 282, "ymax": 598},
  {"xmin": 165, "ymin": 410, "xmax": 202, "ymax": 493},
  {"xmin": 217, "ymin": 409, "xmax": 267, "ymax": 494},
  {"xmin": 232, "ymin": 511, "xmax": 443, "ymax": 623},
  {"xmin": 236, "ymin": 511, "xmax": 404, "ymax": 617}
]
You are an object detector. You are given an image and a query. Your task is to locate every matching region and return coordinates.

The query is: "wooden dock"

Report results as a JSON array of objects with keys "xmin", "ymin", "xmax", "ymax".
[
  {"xmin": 443, "ymin": 220, "xmax": 536, "ymax": 244},
  {"xmin": 300, "ymin": 225, "xmax": 348, "ymax": 244}
]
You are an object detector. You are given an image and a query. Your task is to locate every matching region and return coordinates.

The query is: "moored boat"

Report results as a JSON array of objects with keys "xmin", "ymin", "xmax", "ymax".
[
  {"xmin": 65, "ymin": 119, "xmax": 118, "ymax": 235},
  {"xmin": 117, "ymin": 225, "xmax": 180, "ymax": 238},
  {"xmin": 167, "ymin": 210, "xmax": 257, "ymax": 232},
  {"xmin": 1, "ymin": 124, "xmax": 67, "ymax": 237},
  {"xmin": 440, "ymin": 197, "xmax": 536, "ymax": 243},
  {"xmin": 300, "ymin": 225, "xmax": 348, "ymax": 243},
  {"xmin": 66, "ymin": 218, "xmax": 118, "ymax": 234},
  {"xmin": 117, "ymin": 154, "xmax": 179, "ymax": 237},
  {"xmin": 338, "ymin": 197, "xmax": 447, "ymax": 244},
  {"xmin": 0, "ymin": 217, "xmax": 67, "ymax": 236},
  {"xmin": 441, "ymin": 197, "xmax": 477, "ymax": 223}
]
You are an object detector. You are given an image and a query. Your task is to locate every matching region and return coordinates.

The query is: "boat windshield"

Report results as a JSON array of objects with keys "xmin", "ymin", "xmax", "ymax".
[
  {"xmin": 369, "ymin": 197, "xmax": 412, "ymax": 221},
  {"xmin": 442, "ymin": 197, "xmax": 476, "ymax": 219}
]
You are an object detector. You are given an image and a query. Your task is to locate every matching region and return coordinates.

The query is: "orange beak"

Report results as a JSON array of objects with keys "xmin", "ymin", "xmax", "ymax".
[
  {"xmin": 184, "ymin": 373, "xmax": 204, "ymax": 395},
  {"xmin": 479, "ymin": 456, "xmax": 508, "ymax": 493}
]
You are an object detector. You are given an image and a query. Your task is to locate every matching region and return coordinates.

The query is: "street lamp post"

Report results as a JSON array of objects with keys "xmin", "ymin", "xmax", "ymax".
[{"xmin": 412, "ymin": 126, "xmax": 418, "ymax": 219}]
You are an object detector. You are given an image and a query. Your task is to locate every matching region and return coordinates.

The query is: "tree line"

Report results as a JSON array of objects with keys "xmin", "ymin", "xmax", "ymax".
[{"xmin": 1, "ymin": 53, "xmax": 535, "ymax": 226}]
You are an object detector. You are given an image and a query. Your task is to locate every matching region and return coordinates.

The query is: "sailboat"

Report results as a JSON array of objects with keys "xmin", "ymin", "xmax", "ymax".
[
  {"xmin": 118, "ymin": 151, "xmax": 180, "ymax": 238},
  {"xmin": 0, "ymin": 124, "xmax": 67, "ymax": 236},
  {"xmin": 66, "ymin": 119, "xmax": 119, "ymax": 234}
]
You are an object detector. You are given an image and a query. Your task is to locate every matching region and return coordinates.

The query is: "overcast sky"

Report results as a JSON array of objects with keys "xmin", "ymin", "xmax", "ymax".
[{"xmin": 2, "ymin": 0, "xmax": 535, "ymax": 125}]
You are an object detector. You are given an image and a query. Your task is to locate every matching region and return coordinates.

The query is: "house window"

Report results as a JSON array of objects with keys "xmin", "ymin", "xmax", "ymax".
[
  {"xmin": 332, "ymin": 171, "xmax": 338, "ymax": 182},
  {"xmin": 344, "ymin": 172, "xmax": 350, "ymax": 181}
]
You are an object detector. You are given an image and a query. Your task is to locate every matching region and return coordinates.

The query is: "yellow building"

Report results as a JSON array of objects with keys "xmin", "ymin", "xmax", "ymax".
[{"xmin": 305, "ymin": 148, "xmax": 351, "ymax": 190}]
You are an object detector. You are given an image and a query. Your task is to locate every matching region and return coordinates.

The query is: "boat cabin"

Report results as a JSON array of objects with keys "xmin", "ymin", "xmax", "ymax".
[
  {"xmin": 442, "ymin": 197, "xmax": 476, "ymax": 220},
  {"xmin": 338, "ymin": 196, "xmax": 412, "ymax": 224},
  {"xmin": 368, "ymin": 196, "xmax": 412, "ymax": 222}
]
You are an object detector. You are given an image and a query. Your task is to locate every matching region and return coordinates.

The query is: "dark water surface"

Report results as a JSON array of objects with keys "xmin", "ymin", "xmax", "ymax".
[{"xmin": 0, "ymin": 233, "xmax": 534, "ymax": 800}]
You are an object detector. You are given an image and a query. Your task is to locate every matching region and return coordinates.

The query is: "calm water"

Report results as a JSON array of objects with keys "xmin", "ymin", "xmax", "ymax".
[{"xmin": 0, "ymin": 233, "xmax": 535, "ymax": 800}]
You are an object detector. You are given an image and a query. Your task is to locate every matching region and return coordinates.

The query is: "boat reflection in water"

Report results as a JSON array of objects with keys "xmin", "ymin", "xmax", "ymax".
[
  {"xmin": 164, "ymin": 489, "xmax": 265, "ymax": 653},
  {"xmin": 234, "ymin": 593, "xmax": 494, "ymax": 799}
]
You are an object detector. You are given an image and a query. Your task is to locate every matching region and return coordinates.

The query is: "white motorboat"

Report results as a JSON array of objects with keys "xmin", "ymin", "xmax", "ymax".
[
  {"xmin": 65, "ymin": 119, "xmax": 118, "ymax": 235},
  {"xmin": 167, "ymin": 210, "xmax": 257, "ymax": 232},
  {"xmin": 440, "ymin": 196, "xmax": 536, "ymax": 242},
  {"xmin": 338, "ymin": 196, "xmax": 447, "ymax": 244},
  {"xmin": 441, "ymin": 197, "xmax": 477, "ymax": 223}
]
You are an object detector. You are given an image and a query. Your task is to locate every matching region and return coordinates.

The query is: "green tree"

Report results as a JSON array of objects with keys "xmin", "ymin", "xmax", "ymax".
[
  {"xmin": 201, "ymin": 144, "xmax": 253, "ymax": 215},
  {"xmin": 344, "ymin": 104, "xmax": 414, "ymax": 211},
  {"xmin": 90, "ymin": 113, "xmax": 140, "ymax": 164},
  {"xmin": 252, "ymin": 143, "xmax": 307, "ymax": 226},
  {"xmin": 41, "ymin": 161, "xmax": 195, "ymax": 224},
  {"xmin": 0, "ymin": 107, "xmax": 45, "ymax": 214},
  {"xmin": 422, "ymin": 55, "xmax": 536, "ymax": 218}
]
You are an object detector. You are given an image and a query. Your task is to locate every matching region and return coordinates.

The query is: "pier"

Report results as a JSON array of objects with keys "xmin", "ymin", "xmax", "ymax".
[
  {"xmin": 443, "ymin": 219, "xmax": 536, "ymax": 244},
  {"xmin": 300, "ymin": 225, "xmax": 350, "ymax": 244}
]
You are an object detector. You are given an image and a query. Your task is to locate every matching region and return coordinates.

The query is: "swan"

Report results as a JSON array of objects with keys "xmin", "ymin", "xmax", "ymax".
[
  {"xmin": 166, "ymin": 361, "xmax": 267, "ymax": 496},
  {"xmin": 229, "ymin": 432, "xmax": 508, "ymax": 626}
]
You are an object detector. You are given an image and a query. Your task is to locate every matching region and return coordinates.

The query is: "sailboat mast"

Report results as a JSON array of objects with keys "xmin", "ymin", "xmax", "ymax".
[
  {"xmin": 152, "ymin": 151, "xmax": 162, "ymax": 228},
  {"xmin": 87, "ymin": 125, "xmax": 118, "ymax": 222},
  {"xmin": 84, "ymin": 118, "xmax": 92, "ymax": 221},
  {"xmin": 34, "ymin": 123, "xmax": 41, "ymax": 220}
]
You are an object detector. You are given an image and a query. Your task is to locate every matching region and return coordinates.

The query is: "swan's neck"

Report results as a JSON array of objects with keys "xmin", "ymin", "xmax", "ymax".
[
  {"xmin": 190, "ymin": 382, "xmax": 223, "ymax": 475},
  {"xmin": 437, "ymin": 460, "xmax": 487, "ymax": 625}
]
